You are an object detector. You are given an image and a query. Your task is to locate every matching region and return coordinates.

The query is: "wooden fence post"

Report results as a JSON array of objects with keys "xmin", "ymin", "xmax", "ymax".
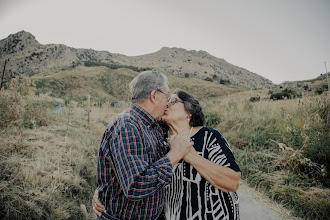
[
  {"xmin": 88, "ymin": 94, "xmax": 90, "ymax": 124},
  {"xmin": 325, "ymin": 61, "xmax": 329, "ymax": 91},
  {"xmin": 0, "ymin": 59, "xmax": 8, "ymax": 94}
]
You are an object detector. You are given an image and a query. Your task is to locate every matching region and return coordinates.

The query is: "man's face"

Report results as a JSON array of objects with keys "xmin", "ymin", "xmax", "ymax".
[{"xmin": 155, "ymin": 86, "xmax": 170, "ymax": 120}]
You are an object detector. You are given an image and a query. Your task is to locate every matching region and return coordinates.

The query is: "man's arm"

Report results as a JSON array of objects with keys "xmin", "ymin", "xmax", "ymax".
[
  {"xmin": 110, "ymin": 123, "xmax": 173, "ymax": 200},
  {"xmin": 111, "ymin": 123, "xmax": 193, "ymax": 200},
  {"xmin": 93, "ymin": 126, "xmax": 193, "ymax": 215}
]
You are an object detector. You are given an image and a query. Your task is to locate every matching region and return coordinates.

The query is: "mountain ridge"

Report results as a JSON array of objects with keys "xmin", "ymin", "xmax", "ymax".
[{"xmin": 0, "ymin": 30, "xmax": 274, "ymax": 89}]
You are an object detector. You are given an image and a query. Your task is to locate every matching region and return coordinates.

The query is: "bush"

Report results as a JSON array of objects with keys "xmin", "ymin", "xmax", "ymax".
[
  {"xmin": 205, "ymin": 77, "xmax": 213, "ymax": 82},
  {"xmin": 315, "ymin": 84, "xmax": 328, "ymax": 95},
  {"xmin": 202, "ymin": 105, "xmax": 219, "ymax": 127},
  {"xmin": 73, "ymin": 96, "xmax": 87, "ymax": 106},
  {"xmin": 84, "ymin": 61, "xmax": 151, "ymax": 72},
  {"xmin": 219, "ymin": 79, "xmax": 231, "ymax": 85},
  {"xmin": 0, "ymin": 76, "xmax": 48, "ymax": 128},
  {"xmin": 249, "ymin": 96, "xmax": 260, "ymax": 102},
  {"xmin": 270, "ymin": 88, "xmax": 301, "ymax": 100},
  {"xmin": 64, "ymin": 97, "xmax": 71, "ymax": 106}
]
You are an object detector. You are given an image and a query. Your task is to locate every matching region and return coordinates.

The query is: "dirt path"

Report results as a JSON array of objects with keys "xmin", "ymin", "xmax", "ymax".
[{"xmin": 238, "ymin": 180, "xmax": 300, "ymax": 220}]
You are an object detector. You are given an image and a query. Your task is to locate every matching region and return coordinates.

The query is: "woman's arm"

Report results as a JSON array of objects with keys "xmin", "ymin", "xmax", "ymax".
[{"xmin": 183, "ymin": 147, "xmax": 241, "ymax": 192}]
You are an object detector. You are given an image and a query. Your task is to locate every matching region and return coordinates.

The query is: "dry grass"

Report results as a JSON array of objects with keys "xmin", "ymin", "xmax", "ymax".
[
  {"xmin": 0, "ymin": 109, "xmax": 102, "ymax": 219},
  {"xmin": 1, "ymin": 74, "xmax": 329, "ymax": 219},
  {"xmin": 201, "ymin": 90, "xmax": 330, "ymax": 219},
  {"xmin": 0, "ymin": 78, "xmax": 125, "ymax": 219}
]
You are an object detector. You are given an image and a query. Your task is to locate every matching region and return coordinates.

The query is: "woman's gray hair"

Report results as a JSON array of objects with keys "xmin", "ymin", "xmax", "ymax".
[{"xmin": 129, "ymin": 70, "xmax": 168, "ymax": 103}]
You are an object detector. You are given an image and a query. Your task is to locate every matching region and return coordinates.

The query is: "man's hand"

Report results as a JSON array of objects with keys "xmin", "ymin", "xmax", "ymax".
[
  {"xmin": 166, "ymin": 134, "xmax": 193, "ymax": 166},
  {"xmin": 92, "ymin": 189, "xmax": 106, "ymax": 218}
]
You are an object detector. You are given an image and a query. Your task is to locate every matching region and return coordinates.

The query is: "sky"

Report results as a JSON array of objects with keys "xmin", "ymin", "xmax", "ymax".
[{"xmin": 0, "ymin": 0, "xmax": 329, "ymax": 84}]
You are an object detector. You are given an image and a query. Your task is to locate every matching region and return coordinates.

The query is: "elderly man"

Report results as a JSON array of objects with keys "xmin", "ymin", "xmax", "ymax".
[{"xmin": 93, "ymin": 70, "xmax": 193, "ymax": 220}]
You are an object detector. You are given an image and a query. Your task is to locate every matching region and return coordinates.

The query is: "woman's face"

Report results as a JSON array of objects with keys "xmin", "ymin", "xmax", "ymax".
[{"xmin": 163, "ymin": 94, "xmax": 190, "ymax": 126}]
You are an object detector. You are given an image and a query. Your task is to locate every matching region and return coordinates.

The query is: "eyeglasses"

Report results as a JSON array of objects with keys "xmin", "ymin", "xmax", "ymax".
[
  {"xmin": 169, "ymin": 96, "xmax": 184, "ymax": 106},
  {"xmin": 157, "ymin": 90, "xmax": 170, "ymax": 99}
]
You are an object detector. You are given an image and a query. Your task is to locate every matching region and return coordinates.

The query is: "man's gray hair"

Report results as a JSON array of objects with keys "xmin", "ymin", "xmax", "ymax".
[{"xmin": 129, "ymin": 70, "xmax": 168, "ymax": 103}]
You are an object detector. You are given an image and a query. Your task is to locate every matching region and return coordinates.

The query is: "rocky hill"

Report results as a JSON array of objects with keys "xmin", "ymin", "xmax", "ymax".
[
  {"xmin": 269, "ymin": 74, "xmax": 329, "ymax": 98},
  {"xmin": 0, "ymin": 31, "xmax": 274, "ymax": 89},
  {"xmin": 111, "ymin": 47, "xmax": 273, "ymax": 89}
]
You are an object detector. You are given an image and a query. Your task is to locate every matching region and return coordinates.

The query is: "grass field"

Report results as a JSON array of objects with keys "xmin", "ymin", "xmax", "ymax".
[
  {"xmin": 0, "ymin": 75, "xmax": 329, "ymax": 219},
  {"xmin": 204, "ymin": 90, "xmax": 330, "ymax": 220}
]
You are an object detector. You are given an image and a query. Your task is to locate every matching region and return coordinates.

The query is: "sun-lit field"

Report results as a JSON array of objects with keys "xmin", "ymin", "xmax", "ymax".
[{"xmin": 0, "ymin": 76, "xmax": 329, "ymax": 219}]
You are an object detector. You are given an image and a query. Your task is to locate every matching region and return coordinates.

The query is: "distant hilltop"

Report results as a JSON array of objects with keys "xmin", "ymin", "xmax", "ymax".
[{"xmin": 0, "ymin": 30, "xmax": 274, "ymax": 89}]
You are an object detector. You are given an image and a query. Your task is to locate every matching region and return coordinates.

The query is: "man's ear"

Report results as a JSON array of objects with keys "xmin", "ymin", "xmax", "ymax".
[{"xmin": 149, "ymin": 90, "xmax": 158, "ymax": 103}]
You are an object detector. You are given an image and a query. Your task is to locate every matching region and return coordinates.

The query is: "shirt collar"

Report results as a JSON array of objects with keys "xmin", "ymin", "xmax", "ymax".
[{"xmin": 130, "ymin": 103, "xmax": 157, "ymax": 128}]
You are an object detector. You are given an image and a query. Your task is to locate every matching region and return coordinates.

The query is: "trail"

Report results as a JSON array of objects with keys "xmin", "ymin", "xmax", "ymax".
[{"xmin": 238, "ymin": 180, "xmax": 300, "ymax": 220}]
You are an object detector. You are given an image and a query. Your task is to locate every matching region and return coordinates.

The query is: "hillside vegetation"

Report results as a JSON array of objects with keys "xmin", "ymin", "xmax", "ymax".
[
  {"xmin": 0, "ymin": 72, "xmax": 329, "ymax": 219},
  {"xmin": 0, "ymin": 31, "xmax": 273, "ymax": 89},
  {"xmin": 270, "ymin": 73, "xmax": 329, "ymax": 99},
  {"xmin": 30, "ymin": 65, "xmax": 248, "ymax": 105}
]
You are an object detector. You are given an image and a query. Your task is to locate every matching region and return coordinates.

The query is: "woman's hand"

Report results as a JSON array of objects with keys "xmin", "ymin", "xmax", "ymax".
[{"xmin": 92, "ymin": 189, "xmax": 106, "ymax": 218}]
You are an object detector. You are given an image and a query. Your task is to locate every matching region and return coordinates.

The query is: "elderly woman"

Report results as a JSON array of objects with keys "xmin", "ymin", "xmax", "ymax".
[
  {"xmin": 162, "ymin": 89, "xmax": 240, "ymax": 220},
  {"xmin": 93, "ymin": 89, "xmax": 241, "ymax": 220}
]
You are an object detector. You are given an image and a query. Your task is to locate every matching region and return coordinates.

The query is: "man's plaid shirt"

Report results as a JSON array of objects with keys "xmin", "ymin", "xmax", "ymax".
[{"xmin": 97, "ymin": 104, "xmax": 172, "ymax": 220}]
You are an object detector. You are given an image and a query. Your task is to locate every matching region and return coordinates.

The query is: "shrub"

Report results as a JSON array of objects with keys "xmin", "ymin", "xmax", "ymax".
[
  {"xmin": 0, "ymin": 76, "xmax": 48, "ymax": 128},
  {"xmin": 64, "ymin": 97, "xmax": 71, "ymax": 106},
  {"xmin": 249, "ymin": 96, "xmax": 260, "ymax": 102},
  {"xmin": 219, "ymin": 79, "xmax": 230, "ymax": 85},
  {"xmin": 202, "ymin": 105, "xmax": 219, "ymax": 127},
  {"xmin": 73, "ymin": 96, "xmax": 87, "ymax": 105},
  {"xmin": 315, "ymin": 84, "xmax": 328, "ymax": 95},
  {"xmin": 270, "ymin": 88, "xmax": 301, "ymax": 100},
  {"xmin": 205, "ymin": 77, "xmax": 213, "ymax": 82},
  {"xmin": 84, "ymin": 61, "xmax": 151, "ymax": 72}
]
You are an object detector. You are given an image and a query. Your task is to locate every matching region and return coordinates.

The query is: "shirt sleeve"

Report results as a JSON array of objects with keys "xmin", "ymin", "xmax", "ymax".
[
  {"xmin": 109, "ymin": 122, "xmax": 173, "ymax": 200},
  {"xmin": 96, "ymin": 128, "xmax": 112, "ymax": 204},
  {"xmin": 207, "ymin": 128, "xmax": 240, "ymax": 172}
]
